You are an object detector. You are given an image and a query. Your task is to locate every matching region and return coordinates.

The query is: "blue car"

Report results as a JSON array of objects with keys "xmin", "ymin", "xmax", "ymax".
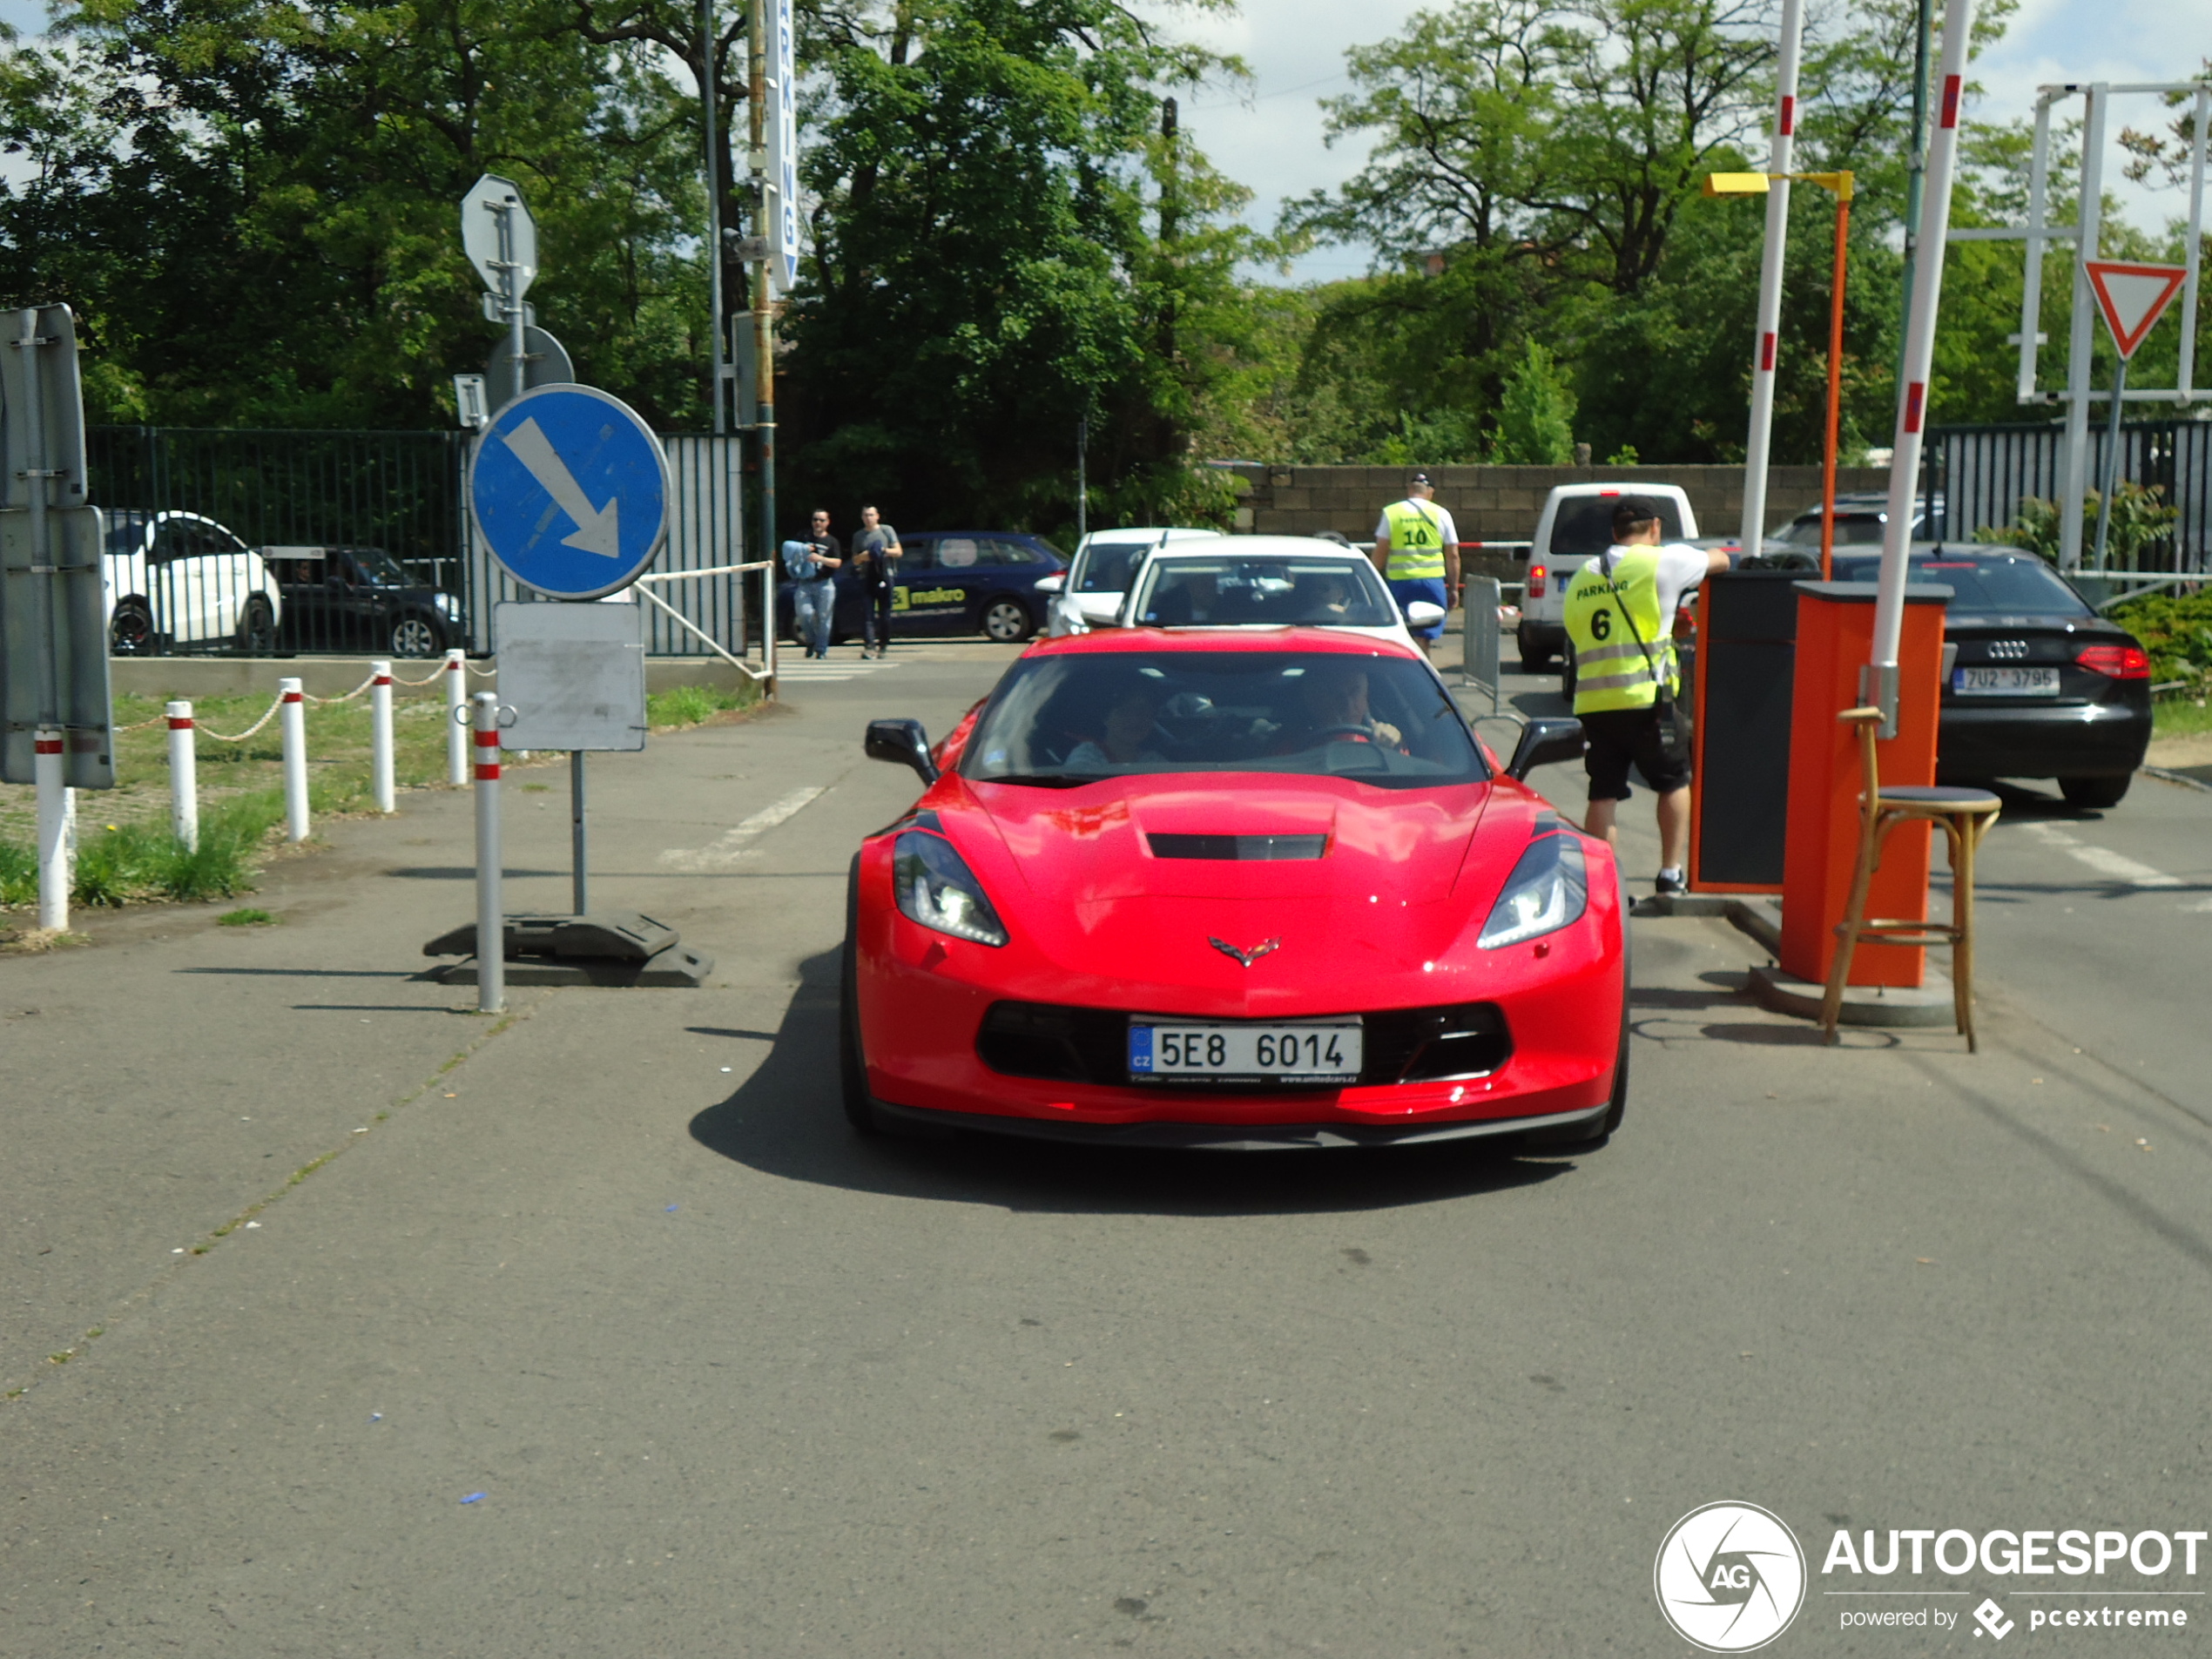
[{"xmin": 779, "ymin": 531, "xmax": 1067, "ymax": 645}]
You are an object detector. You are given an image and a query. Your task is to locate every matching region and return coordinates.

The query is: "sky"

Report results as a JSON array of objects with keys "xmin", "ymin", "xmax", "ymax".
[{"xmin": 1166, "ymin": 0, "xmax": 2212, "ymax": 284}]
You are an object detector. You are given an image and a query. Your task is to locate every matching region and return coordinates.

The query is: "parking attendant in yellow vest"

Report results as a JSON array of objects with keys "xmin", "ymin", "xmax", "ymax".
[
  {"xmin": 1561, "ymin": 496, "xmax": 1730, "ymax": 899},
  {"xmin": 1369, "ymin": 471, "xmax": 1459, "ymax": 648}
]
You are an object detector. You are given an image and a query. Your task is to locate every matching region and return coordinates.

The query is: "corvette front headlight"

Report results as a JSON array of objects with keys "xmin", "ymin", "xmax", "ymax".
[
  {"xmin": 893, "ymin": 832, "xmax": 1008, "ymax": 947},
  {"xmin": 1477, "ymin": 830, "xmax": 1588, "ymax": 949}
]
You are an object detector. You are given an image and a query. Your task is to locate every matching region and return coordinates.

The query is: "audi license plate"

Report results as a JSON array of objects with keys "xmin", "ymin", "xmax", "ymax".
[
  {"xmin": 1954, "ymin": 666, "xmax": 2059, "ymax": 696},
  {"xmin": 1128, "ymin": 1021, "xmax": 1362, "ymax": 1083}
]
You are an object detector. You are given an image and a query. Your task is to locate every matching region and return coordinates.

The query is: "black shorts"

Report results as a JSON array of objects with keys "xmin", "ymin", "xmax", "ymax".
[{"xmin": 1580, "ymin": 705, "xmax": 1691, "ymax": 801}]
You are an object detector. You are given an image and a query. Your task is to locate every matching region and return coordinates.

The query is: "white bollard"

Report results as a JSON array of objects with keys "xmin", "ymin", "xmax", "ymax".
[
  {"xmin": 369, "ymin": 659, "xmax": 395, "ymax": 814},
  {"xmin": 443, "ymin": 649, "xmax": 468, "ymax": 786},
  {"xmin": 279, "ymin": 678, "xmax": 309, "ymax": 842},
  {"xmin": 471, "ymin": 691, "xmax": 504, "ymax": 1014},
  {"xmin": 34, "ymin": 727, "xmax": 68, "ymax": 932},
  {"xmin": 166, "ymin": 700, "xmax": 199, "ymax": 852}
]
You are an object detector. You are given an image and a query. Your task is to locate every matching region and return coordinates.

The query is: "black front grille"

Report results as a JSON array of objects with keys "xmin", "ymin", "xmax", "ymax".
[
  {"xmin": 977, "ymin": 1001, "xmax": 1512, "ymax": 1088},
  {"xmin": 1147, "ymin": 833, "xmax": 1329, "ymax": 860}
]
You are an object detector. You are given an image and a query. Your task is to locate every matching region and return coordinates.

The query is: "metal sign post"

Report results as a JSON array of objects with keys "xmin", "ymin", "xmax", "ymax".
[
  {"xmin": 461, "ymin": 175, "xmax": 539, "ymax": 414},
  {"xmin": 2082, "ymin": 260, "xmax": 2188, "ymax": 570},
  {"xmin": 0, "ymin": 301, "xmax": 112, "ymax": 932}
]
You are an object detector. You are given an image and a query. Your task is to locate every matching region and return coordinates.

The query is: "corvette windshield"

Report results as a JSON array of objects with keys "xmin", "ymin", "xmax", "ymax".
[
  {"xmin": 1130, "ymin": 557, "xmax": 1399, "ymax": 628},
  {"xmin": 964, "ymin": 651, "xmax": 1487, "ymax": 788}
]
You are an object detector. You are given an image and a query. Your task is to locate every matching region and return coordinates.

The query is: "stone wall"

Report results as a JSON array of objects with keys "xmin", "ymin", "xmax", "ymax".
[{"xmin": 1221, "ymin": 463, "xmax": 1895, "ymax": 548}]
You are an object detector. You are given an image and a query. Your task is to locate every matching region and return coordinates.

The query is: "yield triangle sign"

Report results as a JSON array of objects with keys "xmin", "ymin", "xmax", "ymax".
[{"xmin": 2084, "ymin": 260, "xmax": 2188, "ymax": 359}]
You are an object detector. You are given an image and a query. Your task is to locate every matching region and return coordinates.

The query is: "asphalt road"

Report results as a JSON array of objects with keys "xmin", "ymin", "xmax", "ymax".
[{"xmin": 3, "ymin": 635, "xmax": 2208, "ymax": 1656}]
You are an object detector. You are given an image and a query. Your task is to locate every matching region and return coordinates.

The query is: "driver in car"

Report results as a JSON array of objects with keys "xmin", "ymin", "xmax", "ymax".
[{"xmin": 1270, "ymin": 661, "xmax": 1403, "ymax": 753}]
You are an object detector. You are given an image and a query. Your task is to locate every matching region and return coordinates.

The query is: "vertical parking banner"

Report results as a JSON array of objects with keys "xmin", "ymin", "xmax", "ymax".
[{"xmin": 766, "ymin": 0, "xmax": 799, "ymax": 297}]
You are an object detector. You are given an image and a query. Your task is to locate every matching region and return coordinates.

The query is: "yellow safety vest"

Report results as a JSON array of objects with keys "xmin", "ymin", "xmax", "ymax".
[
  {"xmin": 1562, "ymin": 548, "xmax": 1676, "ymax": 714},
  {"xmin": 1382, "ymin": 499, "xmax": 1448, "ymax": 579}
]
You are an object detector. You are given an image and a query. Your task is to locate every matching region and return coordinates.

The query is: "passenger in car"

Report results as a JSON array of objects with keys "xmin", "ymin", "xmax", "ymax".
[{"xmin": 1066, "ymin": 679, "xmax": 1171, "ymax": 770}]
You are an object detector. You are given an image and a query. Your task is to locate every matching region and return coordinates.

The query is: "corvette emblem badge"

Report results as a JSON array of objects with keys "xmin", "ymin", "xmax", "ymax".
[{"xmin": 1208, "ymin": 936, "xmax": 1282, "ymax": 968}]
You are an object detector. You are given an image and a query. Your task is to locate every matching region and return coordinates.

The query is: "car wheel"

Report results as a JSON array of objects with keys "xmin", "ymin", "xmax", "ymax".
[
  {"xmin": 840, "ymin": 859, "xmax": 888, "ymax": 1136},
  {"xmin": 389, "ymin": 614, "xmax": 443, "ymax": 658},
  {"xmin": 111, "ymin": 599, "xmax": 155, "ymax": 656},
  {"xmin": 235, "ymin": 596, "xmax": 277, "ymax": 656},
  {"xmin": 1517, "ymin": 627, "xmax": 1552, "ymax": 673},
  {"xmin": 2060, "ymin": 774, "xmax": 2132, "ymax": 810},
  {"xmin": 981, "ymin": 597, "xmax": 1034, "ymax": 644}
]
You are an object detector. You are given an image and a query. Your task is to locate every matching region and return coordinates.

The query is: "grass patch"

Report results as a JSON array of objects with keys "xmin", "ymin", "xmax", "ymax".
[
  {"xmin": 2153, "ymin": 697, "xmax": 2212, "ymax": 740},
  {"xmin": 10, "ymin": 790, "xmax": 291, "ymax": 910},
  {"xmin": 219, "ymin": 907, "xmax": 277, "ymax": 927},
  {"xmin": 647, "ymin": 680, "xmax": 762, "ymax": 731},
  {"xmin": 0, "ymin": 839, "xmax": 31, "ymax": 907}
]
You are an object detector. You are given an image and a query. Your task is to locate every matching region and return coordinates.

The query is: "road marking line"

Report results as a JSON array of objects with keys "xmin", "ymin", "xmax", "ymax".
[
  {"xmin": 2018, "ymin": 820, "xmax": 2183, "ymax": 887},
  {"xmin": 658, "ymin": 786, "xmax": 827, "ymax": 871}
]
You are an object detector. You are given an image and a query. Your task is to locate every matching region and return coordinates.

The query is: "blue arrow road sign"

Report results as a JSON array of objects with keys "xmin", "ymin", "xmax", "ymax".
[{"xmin": 469, "ymin": 383, "xmax": 669, "ymax": 599}]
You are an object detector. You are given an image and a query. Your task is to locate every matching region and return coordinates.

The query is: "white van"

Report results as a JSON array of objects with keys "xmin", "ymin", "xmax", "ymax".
[
  {"xmin": 1513, "ymin": 483, "xmax": 1697, "ymax": 671},
  {"xmin": 1036, "ymin": 526, "xmax": 1221, "ymax": 636}
]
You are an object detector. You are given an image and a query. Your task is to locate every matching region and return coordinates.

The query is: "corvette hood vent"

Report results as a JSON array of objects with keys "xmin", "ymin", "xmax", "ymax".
[{"xmin": 1147, "ymin": 833, "xmax": 1329, "ymax": 861}]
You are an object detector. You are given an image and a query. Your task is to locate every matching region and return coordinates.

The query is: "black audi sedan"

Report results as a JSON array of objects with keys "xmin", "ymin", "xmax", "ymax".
[{"xmin": 1830, "ymin": 548, "xmax": 2153, "ymax": 807}]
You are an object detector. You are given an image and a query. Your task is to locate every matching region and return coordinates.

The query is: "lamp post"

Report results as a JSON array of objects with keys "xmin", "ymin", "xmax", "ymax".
[{"xmin": 1705, "ymin": 169, "xmax": 1856, "ymax": 579}]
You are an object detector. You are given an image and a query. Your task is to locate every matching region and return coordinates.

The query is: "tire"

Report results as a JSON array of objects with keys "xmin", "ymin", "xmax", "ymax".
[
  {"xmin": 235, "ymin": 596, "xmax": 277, "ymax": 656},
  {"xmin": 2060, "ymin": 774, "xmax": 2132, "ymax": 810},
  {"xmin": 389, "ymin": 614, "xmax": 444, "ymax": 658},
  {"xmin": 840, "ymin": 857, "xmax": 887, "ymax": 1136},
  {"xmin": 981, "ymin": 597, "xmax": 1034, "ymax": 644},
  {"xmin": 1517, "ymin": 626, "xmax": 1552, "ymax": 673},
  {"xmin": 111, "ymin": 599, "xmax": 155, "ymax": 655}
]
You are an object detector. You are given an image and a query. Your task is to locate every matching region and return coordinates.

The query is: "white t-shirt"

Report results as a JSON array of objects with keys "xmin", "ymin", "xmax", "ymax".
[
  {"xmin": 1590, "ymin": 543, "xmax": 1710, "ymax": 642},
  {"xmin": 1373, "ymin": 500, "xmax": 1460, "ymax": 551}
]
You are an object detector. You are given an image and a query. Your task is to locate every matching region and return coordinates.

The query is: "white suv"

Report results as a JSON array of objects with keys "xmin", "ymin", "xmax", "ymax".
[
  {"xmin": 105, "ymin": 510, "xmax": 283, "ymax": 654},
  {"xmin": 1038, "ymin": 526, "xmax": 1221, "ymax": 636},
  {"xmin": 1514, "ymin": 483, "xmax": 1697, "ymax": 672}
]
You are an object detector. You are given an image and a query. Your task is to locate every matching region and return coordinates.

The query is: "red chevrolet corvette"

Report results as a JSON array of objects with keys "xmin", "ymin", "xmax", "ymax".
[{"xmin": 843, "ymin": 627, "xmax": 1627, "ymax": 1151}]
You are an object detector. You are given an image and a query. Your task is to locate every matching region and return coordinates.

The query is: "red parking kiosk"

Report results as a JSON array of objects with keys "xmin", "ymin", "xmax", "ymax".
[{"xmin": 1778, "ymin": 580, "xmax": 1949, "ymax": 988}]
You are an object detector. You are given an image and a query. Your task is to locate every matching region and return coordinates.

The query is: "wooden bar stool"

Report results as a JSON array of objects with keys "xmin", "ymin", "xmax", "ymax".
[{"xmin": 1820, "ymin": 706, "xmax": 2002, "ymax": 1050}]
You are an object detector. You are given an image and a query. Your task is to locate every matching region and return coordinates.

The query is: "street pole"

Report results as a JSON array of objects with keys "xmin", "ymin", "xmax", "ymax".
[
  {"xmin": 1737, "ymin": 0, "xmax": 1805, "ymax": 558},
  {"xmin": 2091, "ymin": 354, "xmax": 2130, "ymax": 571},
  {"xmin": 497, "ymin": 199, "xmax": 526, "ymax": 387},
  {"xmin": 1820, "ymin": 178, "xmax": 1854, "ymax": 581},
  {"xmin": 704, "ymin": 0, "xmax": 725, "ymax": 436},
  {"xmin": 2059, "ymin": 87, "xmax": 2108, "ymax": 572},
  {"xmin": 472, "ymin": 691, "xmax": 505, "ymax": 1015},
  {"xmin": 571, "ymin": 749, "xmax": 590, "ymax": 914},
  {"xmin": 1076, "ymin": 415, "xmax": 1088, "ymax": 542},
  {"xmin": 1871, "ymin": 0, "xmax": 1977, "ymax": 729},
  {"xmin": 749, "ymin": 0, "xmax": 777, "ymax": 607}
]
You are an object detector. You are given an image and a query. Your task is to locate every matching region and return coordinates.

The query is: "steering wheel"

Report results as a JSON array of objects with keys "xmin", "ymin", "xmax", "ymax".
[{"xmin": 1318, "ymin": 723, "xmax": 1378, "ymax": 745}]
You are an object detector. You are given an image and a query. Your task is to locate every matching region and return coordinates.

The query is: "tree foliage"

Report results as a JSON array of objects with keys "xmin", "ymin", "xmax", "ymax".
[
  {"xmin": 0, "ymin": 0, "xmax": 712, "ymax": 427},
  {"xmin": 782, "ymin": 0, "xmax": 1250, "ymax": 533}
]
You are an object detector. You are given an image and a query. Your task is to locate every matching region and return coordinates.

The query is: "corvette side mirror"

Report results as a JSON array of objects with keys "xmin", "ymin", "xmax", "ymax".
[
  {"xmin": 1505, "ymin": 718, "xmax": 1585, "ymax": 781},
  {"xmin": 1405, "ymin": 601, "xmax": 1446, "ymax": 628},
  {"xmin": 866, "ymin": 718, "xmax": 940, "ymax": 786}
]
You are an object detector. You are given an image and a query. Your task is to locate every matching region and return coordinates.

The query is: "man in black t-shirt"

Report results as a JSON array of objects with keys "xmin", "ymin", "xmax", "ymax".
[{"xmin": 791, "ymin": 509, "xmax": 842, "ymax": 658}]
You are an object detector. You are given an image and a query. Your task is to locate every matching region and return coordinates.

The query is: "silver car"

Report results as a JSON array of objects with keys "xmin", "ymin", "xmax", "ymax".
[{"xmin": 105, "ymin": 510, "xmax": 283, "ymax": 654}]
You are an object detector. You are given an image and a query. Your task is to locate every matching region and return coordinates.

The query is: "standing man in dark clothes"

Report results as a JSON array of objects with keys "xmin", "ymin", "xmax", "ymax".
[{"xmin": 850, "ymin": 505, "xmax": 902, "ymax": 659}]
